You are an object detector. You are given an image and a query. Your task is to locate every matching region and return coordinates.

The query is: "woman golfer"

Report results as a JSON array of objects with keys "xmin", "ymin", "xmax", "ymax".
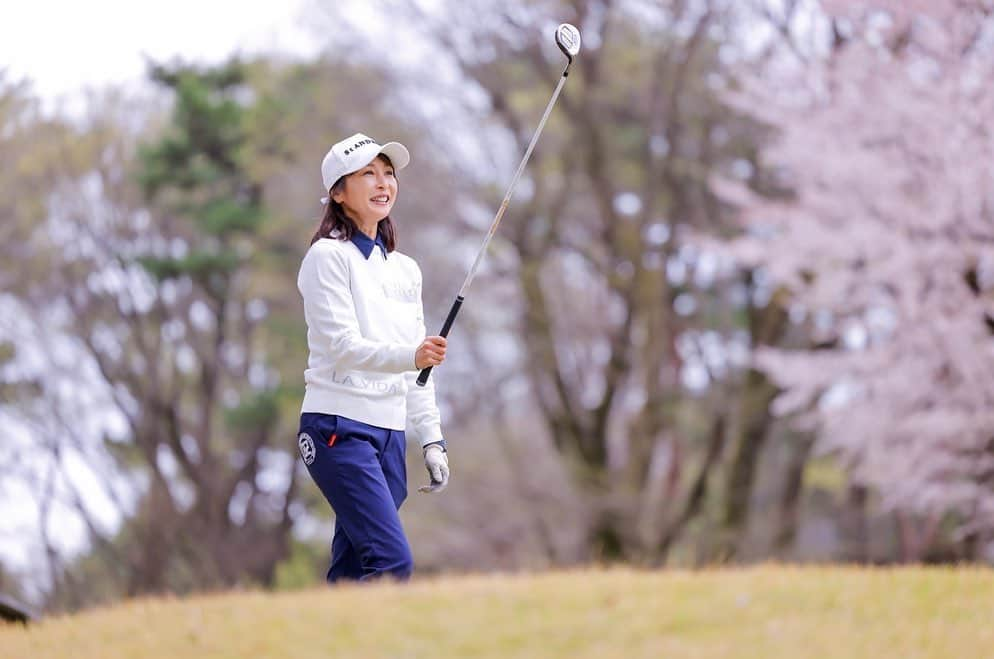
[{"xmin": 296, "ymin": 132, "xmax": 449, "ymax": 582}]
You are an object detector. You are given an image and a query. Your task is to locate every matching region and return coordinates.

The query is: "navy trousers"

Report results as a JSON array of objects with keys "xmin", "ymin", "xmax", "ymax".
[{"xmin": 297, "ymin": 412, "xmax": 413, "ymax": 582}]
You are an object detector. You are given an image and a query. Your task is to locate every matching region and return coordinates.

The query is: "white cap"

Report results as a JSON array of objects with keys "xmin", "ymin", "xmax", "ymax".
[{"xmin": 321, "ymin": 132, "xmax": 411, "ymax": 193}]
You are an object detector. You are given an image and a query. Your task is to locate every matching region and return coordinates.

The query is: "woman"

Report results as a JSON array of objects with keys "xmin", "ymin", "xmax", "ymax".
[{"xmin": 296, "ymin": 132, "xmax": 449, "ymax": 582}]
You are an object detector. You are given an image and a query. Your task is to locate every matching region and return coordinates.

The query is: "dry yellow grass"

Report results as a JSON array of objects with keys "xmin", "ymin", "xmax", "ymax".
[{"xmin": 3, "ymin": 566, "xmax": 993, "ymax": 658}]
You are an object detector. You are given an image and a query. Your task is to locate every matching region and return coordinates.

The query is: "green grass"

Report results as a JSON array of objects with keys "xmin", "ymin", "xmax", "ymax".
[{"xmin": 3, "ymin": 566, "xmax": 993, "ymax": 658}]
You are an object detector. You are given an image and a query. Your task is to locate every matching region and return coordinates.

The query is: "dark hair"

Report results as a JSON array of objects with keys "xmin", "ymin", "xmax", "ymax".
[{"xmin": 310, "ymin": 154, "xmax": 397, "ymax": 251}]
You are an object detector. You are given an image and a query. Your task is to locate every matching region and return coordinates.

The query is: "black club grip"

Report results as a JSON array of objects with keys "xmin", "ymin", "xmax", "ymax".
[{"xmin": 416, "ymin": 295, "xmax": 464, "ymax": 387}]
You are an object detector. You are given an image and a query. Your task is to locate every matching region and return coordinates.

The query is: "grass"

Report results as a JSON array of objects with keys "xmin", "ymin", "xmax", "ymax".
[{"xmin": 3, "ymin": 566, "xmax": 993, "ymax": 658}]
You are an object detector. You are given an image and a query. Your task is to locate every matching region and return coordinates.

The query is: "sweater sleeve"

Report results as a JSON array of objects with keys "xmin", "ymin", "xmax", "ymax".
[
  {"xmin": 405, "ymin": 263, "xmax": 444, "ymax": 448},
  {"xmin": 405, "ymin": 372, "xmax": 444, "ymax": 448},
  {"xmin": 299, "ymin": 243, "xmax": 419, "ymax": 373}
]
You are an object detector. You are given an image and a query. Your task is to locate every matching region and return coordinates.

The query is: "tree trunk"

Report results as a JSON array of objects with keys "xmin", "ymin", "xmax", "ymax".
[
  {"xmin": 712, "ymin": 281, "xmax": 790, "ymax": 561},
  {"xmin": 897, "ymin": 511, "xmax": 941, "ymax": 563},
  {"xmin": 841, "ymin": 483, "xmax": 870, "ymax": 563},
  {"xmin": 589, "ymin": 508, "xmax": 627, "ymax": 562},
  {"xmin": 654, "ymin": 414, "xmax": 728, "ymax": 564},
  {"xmin": 772, "ymin": 432, "xmax": 816, "ymax": 558},
  {"xmin": 714, "ymin": 369, "xmax": 779, "ymax": 561}
]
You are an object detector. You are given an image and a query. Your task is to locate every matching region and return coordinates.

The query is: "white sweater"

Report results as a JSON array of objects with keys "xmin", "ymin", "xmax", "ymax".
[{"xmin": 297, "ymin": 236, "xmax": 443, "ymax": 448}]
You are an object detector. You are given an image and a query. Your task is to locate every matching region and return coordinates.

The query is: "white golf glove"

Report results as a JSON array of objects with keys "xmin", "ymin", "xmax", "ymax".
[{"xmin": 418, "ymin": 443, "xmax": 449, "ymax": 493}]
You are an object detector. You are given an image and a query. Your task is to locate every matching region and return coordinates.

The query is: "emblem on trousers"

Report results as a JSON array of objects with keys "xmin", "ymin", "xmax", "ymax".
[{"xmin": 298, "ymin": 433, "xmax": 316, "ymax": 465}]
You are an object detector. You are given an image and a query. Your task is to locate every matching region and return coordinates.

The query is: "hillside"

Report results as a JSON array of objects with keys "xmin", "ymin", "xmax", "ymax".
[{"xmin": 3, "ymin": 567, "xmax": 992, "ymax": 658}]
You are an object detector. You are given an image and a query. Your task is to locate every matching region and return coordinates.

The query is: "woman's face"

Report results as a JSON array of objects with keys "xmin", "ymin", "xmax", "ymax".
[{"xmin": 332, "ymin": 155, "xmax": 397, "ymax": 225}]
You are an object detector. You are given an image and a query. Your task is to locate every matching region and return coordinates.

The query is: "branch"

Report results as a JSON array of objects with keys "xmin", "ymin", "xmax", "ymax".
[{"xmin": 747, "ymin": 0, "xmax": 808, "ymax": 63}]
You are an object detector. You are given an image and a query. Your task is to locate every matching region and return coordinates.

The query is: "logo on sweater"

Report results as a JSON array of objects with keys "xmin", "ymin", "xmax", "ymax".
[
  {"xmin": 298, "ymin": 433, "xmax": 316, "ymax": 466},
  {"xmin": 381, "ymin": 280, "xmax": 419, "ymax": 302},
  {"xmin": 331, "ymin": 370, "xmax": 404, "ymax": 395}
]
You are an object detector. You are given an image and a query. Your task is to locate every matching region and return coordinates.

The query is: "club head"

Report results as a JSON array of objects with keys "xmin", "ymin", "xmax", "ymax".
[{"xmin": 556, "ymin": 23, "xmax": 581, "ymax": 62}]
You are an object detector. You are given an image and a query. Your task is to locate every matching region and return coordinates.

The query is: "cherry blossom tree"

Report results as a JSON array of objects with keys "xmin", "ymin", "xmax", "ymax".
[{"xmin": 720, "ymin": 0, "xmax": 994, "ymax": 558}]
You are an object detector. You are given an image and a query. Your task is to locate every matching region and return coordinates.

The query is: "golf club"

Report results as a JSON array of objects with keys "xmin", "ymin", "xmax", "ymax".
[{"xmin": 417, "ymin": 22, "xmax": 581, "ymax": 387}]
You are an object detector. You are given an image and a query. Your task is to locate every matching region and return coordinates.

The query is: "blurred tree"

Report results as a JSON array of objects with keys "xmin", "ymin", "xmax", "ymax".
[
  {"xmin": 0, "ymin": 73, "xmax": 93, "ymax": 605},
  {"xmin": 719, "ymin": 0, "xmax": 994, "ymax": 561},
  {"xmin": 18, "ymin": 60, "xmax": 305, "ymax": 602},
  {"xmin": 0, "ymin": 61, "xmax": 307, "ymax": 607},
  {"xmin": 113, "ymin": 59, "xmax": 299, "ymax": 593}
]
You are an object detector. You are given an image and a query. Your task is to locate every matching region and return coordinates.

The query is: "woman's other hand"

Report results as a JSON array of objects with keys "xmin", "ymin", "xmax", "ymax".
[{"xmin": 418, "ymin": 444, "xmax": 449, "ymax": 493}]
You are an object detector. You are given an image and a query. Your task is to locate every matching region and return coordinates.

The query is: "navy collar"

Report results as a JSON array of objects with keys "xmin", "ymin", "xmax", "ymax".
[{"xmin": 350, "ymin": 229, "xmax": 387, "ymax": 260}]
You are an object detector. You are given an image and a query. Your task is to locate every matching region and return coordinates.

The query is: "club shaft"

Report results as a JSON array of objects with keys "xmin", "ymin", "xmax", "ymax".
[
  {"xmin": 459, "ymin": 66, "xmax": 570, "ymax": 297},
  {"xmin": 417, "ymin": 63, "xmax": 572, "ymax": 387}
]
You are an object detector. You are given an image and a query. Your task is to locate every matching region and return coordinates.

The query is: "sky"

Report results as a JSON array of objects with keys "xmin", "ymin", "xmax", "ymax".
[{"xmin": 0, "ymin": 0, "xmax": 321, "ymax": 101}]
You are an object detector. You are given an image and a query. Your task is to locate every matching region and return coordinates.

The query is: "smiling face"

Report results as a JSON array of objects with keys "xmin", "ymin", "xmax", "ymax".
[{"xmin": 331, "ymin": 155, "xmax": 397, "ymax": 229}]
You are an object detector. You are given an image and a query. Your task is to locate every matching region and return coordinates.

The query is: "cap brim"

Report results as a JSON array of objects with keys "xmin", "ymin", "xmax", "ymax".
[{"xmin": 378, "ymin": 142, "xmax": 410, "ymax": 171}]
